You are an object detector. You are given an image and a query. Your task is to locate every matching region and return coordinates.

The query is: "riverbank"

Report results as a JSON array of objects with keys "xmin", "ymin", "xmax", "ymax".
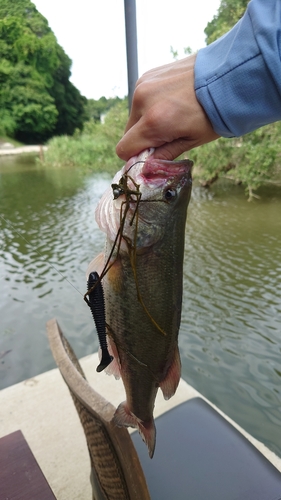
[{"xmin": 0, "ymin": 143, "xmax": 48, "ymax": 156}]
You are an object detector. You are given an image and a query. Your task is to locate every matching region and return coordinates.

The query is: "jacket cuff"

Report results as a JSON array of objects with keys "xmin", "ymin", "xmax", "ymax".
[{"xmin": 194, "ymin": 8, "xmax": 281, "ymax": 137}]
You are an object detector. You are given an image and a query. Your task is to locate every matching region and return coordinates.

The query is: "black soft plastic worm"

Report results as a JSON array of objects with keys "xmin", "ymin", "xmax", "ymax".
[{"xmin": 87, "ymin": 271, "xmax": 113, "ymax": 372}]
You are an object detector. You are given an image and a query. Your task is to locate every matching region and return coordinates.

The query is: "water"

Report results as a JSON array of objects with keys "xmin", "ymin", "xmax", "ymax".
[{"xmin": 0, "ymin": 156, "xmax": 281, "ymax": 456}]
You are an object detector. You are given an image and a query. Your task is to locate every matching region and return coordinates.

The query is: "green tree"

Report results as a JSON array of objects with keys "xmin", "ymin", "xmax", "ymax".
[
  {"xmin": 50, "ymin": 45, "xmax": 86, "ymax": 137},
  {"xmin": 85, "ymin": 96, "xmax": 122, "ymax": 122},
  {"xmin": 204, "ymin": 0, "xmax": 249, "ymax": 44},
  {"xmin": 0, "ymin": 0, "xmax": 86, "ymax": 143}
]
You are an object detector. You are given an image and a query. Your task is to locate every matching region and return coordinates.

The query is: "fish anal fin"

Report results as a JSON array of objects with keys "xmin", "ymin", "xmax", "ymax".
[
  {"xmin": 113, "ymin": 401, "xmax": 156, "ymax": 458},
  {"xmin": 159, "ymin": 345, "xmax": 181, "ymax": 401},
  {"xmin": 86, "ymin": 252, "xmax": 105, "ymax": 278},
  {"xmin": 102, "ymin": 336, "xmax": 121, "ymax": 380},
  {"xmin": 113, "ymin": 401, "xmax": 138, "ymax": 428}
]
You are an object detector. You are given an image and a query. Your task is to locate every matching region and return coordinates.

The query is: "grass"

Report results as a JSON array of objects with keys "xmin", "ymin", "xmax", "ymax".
[{"xmin": 0, "ymin": 136, "xmax": 24, "ymax": 147}]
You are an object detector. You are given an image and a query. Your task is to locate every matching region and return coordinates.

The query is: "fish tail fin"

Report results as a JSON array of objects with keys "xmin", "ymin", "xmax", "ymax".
[
  {"xmin": 138, "ymin": 418, "xmax": 156, "ymax": 459},
  {"xmin": 113, "ymin": 401, "xmax": 156, "ymax": 458}
]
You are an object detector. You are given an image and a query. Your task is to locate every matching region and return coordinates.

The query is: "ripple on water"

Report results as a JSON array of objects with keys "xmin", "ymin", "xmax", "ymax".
[{"xmin": 180, "ymin": 184, "xmax": 281, "ymax": 454}]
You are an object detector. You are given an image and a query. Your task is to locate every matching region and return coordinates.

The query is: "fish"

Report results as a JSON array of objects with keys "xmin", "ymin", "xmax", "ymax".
[{"xmin": 87, "ymin": 148, "xmax": 193, "ymax": 458}]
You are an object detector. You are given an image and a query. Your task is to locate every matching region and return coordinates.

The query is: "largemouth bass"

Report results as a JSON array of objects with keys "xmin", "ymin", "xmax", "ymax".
[{"xmin": 87, "ymin": 149, "xmax": 192, "ymax": 458}]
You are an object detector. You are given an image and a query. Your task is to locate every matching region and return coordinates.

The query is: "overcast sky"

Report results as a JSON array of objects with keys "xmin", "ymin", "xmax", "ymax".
[{"xmin": 32, "ymin": 0, "xmax": 221, "ymax": 100}]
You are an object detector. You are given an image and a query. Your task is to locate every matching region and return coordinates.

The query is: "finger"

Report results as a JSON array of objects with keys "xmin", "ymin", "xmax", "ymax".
[
  {"xmin": 123, "ymin": 105, "xmax": 141, "ymax": 134},
  {"xmin": 123, "ymin": 81, "xmax": 151, "ymax": 134},
  {"xmin": 151, "ymin": 139, "xmax": 197, "ymax": 161},
  {"xmin": 152, "ymin": 129, "xmax": 221, "ymax": 161},
  {"xmin": 116, "ymin": 124, "xmax": 165, "ymax": 160},
  {"xmin": 116, "ymin": 109, "xmax": 169, "ymax": 160}
]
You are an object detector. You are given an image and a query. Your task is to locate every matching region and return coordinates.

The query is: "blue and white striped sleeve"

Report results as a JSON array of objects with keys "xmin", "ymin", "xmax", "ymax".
[{"xmin": 194, "ymin": 0, "xmax": 281, "ymax": 137}]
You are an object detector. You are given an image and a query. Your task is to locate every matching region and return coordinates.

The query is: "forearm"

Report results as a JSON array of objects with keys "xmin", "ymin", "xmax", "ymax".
[{"xmin": 195, "ymin": 0, "xmax": 281, "ymax": 137}]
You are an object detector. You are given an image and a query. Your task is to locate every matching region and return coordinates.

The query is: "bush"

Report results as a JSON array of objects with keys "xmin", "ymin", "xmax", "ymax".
[{"xmin": 190, "ymin": 122, "xmax": 281, "ymax": 199}]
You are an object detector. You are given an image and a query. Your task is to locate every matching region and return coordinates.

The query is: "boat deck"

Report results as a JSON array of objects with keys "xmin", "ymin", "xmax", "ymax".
[{"xmin": 0, "ymin": 352, "xmax": 280, "ymax": 499}]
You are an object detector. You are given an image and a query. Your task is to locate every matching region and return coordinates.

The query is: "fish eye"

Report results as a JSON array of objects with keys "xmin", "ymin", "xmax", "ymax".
[{"xmin": 164, "ymin": 188, "xmax": 177, "ymax": 201}]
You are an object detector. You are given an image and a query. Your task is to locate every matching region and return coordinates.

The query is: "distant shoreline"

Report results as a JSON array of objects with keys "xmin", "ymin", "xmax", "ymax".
[{"xmin": 0, "ymin": 145, "xmax": 48, "ymax": 156}]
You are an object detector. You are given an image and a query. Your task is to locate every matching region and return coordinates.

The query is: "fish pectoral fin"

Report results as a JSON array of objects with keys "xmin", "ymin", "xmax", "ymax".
[
  {"xmin": 159, "ymin": 345, "xmax": 181, "ymax": 401},
  {"xmin": 113, "ymin": 402, "xmax": 156, "ymax": 459},
  {"xmin": 86, "ymin": 252, "xmax": 105, "ymax": 278}
]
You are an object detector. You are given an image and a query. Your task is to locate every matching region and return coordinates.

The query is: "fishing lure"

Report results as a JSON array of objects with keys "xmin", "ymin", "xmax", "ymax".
[
  {"xmin": 111, "ymin": 169, "xmax": 142, "ymax": 226},
  {"xmin": 86, "ymin": 271, "xmax": 113, "ymax": 372}
]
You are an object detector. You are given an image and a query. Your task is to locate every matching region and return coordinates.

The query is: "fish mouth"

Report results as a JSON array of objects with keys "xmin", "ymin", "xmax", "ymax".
[
  {"xmin": 141, "ymin": 158, "xmax": 193, "ymax": 186},
  {"xmin": 124, "ymin": 149, "xmax": 193, "ymax": 187}
]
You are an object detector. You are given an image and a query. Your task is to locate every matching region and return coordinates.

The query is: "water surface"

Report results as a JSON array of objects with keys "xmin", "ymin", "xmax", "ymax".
[{"xmin": 0, "ymin": 155, "xmax": 280, "ymax": 456}]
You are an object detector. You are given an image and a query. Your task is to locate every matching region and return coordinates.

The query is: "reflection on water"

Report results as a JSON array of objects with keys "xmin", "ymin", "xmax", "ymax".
[{"xmin": 0, "ymin": 156, "xmax": 281, "ymax": 456}]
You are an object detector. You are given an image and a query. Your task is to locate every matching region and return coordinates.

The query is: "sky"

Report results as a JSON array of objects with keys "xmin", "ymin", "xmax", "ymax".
[{"xmin": 32, "ymin": 0, "xmax": 221, "ymax": 100}]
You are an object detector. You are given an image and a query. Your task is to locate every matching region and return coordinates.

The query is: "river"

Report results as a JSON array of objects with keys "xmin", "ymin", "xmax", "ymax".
[{"xmin": 0, "ymin": 155, "xmax": 280, "ymax": 456}]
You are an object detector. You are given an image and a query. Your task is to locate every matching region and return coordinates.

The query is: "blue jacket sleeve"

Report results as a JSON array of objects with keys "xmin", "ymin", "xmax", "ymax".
[{"xmin": 194, "ymin": 0, "xmax": 281, "ymax": 137}]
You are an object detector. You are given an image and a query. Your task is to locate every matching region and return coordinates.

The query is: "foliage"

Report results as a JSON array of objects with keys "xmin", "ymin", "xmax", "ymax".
[
  {"xmin": 0, "ymin": 135, "xmax": 23, "ymax": 147},
  {"xmin": 0, "ymin": 0, "xmax": 86, "ymax": 143},
  {"xmin": 50, "ymin": 45, "xmax": 87, "ymax": 137},
  {"xmin": 0, "ymin": 108, "xmax": 16, "ymax": 137},
  {"xmin": 42, "ymin": 99, "xmax": 128, "ymax": 174},
  {"xmin": 170, "ymin": 46, "xmax": 193, "ymax": 60},
  {"xmin": 85, "ymin": 96, "xmax": 123, "ymax": 123},
  {"xmin": 204, "ymin": 0, "xmax": 250, "ymax": 44},
  {"xmin": 190, "ymin": 122, "xmax": 281, "ymax": 199}
]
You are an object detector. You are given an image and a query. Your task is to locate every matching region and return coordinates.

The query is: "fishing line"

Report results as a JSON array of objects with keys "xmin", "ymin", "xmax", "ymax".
[
  {"xmin": 0, "ymin": 213, "xmax": 83, "ymax": 297},
  {"xmin": 125, "ymin": 159, "xmax": 145, "ymax": 174}
]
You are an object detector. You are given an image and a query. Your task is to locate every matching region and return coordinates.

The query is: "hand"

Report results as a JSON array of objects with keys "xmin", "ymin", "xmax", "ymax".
[{"xmin": 116, "ymin": 54, "xmax": 220, "ymax": 161}]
